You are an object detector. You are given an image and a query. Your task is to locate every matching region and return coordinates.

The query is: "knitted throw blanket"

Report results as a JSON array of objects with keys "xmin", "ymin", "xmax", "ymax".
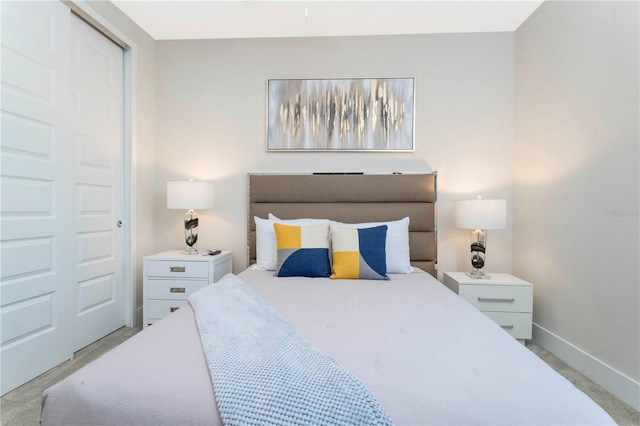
[{"xmin": 188, "ymin": 273, "xmax": 394, "ymax": 426}]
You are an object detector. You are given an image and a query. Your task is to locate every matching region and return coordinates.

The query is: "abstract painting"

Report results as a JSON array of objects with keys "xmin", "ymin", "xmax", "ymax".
[{"xmin": 267, "ymin": 78, "xmax": 415, "ymax": 151}]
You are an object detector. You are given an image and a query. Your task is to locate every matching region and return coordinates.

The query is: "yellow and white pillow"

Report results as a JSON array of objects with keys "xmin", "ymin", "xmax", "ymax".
[
  {"xmin": 331, "ymin": 217, "xmax": 412, "ymax": 273},
  {"xmin": 253, "ymin": 216, "xmax": 329, "ymax": 271},
  {"xmin": 330, "ymin": 224, "xmax": 389, "ymax": 280},
  {"xmin": 274, "ymin": 223, "xmax": 331, "ymax": 277}
]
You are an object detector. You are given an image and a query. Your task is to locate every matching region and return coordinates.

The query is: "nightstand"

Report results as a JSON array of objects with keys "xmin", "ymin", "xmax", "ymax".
[
  {"xmin": 443, "ymin": 272, "xmax": 533, "ymax": 343},
  {"xmin": 143, "ymin": 250, "xmax": 233, "ymax": 328}
]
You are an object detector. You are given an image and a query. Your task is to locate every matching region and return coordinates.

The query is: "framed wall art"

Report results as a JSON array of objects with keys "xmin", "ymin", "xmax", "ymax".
[{"xmin": 266, "ymin": 78, "xmax": 415, "ymax": 152}]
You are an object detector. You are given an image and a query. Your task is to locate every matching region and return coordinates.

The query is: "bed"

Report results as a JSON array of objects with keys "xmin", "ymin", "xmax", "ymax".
[{"xmin": 41, "ymin": 173, "xmax": 614, "ymax": 425}]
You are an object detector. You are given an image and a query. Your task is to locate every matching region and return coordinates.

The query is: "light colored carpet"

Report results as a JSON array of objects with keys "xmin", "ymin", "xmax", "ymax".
[
  {"xmin": 1, "ymin": 329, "xmax": 638, "ymax": 425},
  {"xmin": 526, "ymin": 343, "xmax": 639, "ymax": 425}
]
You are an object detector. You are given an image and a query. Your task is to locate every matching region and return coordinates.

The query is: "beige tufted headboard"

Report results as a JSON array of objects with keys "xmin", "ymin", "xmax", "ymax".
[{"xmin": 247, "ymin": 173, "xmax": 437, "ymax": 277}]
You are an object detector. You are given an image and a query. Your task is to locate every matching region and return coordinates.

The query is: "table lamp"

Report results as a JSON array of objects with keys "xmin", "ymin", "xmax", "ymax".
[
  {"xmin": 454, "ymin": 196, "xmax": 506, "ymax": 278},
  {"xmin": 167, "ymin": 180, "xmax": 215, "ymax": 254}
]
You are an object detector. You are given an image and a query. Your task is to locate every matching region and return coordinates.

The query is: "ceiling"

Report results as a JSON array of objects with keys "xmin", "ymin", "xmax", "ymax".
[{"xmin": 111, "ymin": 1, "xmax": 545, "ymax": 41}]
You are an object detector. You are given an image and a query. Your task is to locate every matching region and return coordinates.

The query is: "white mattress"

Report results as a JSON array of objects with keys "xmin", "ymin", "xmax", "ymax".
[{"xmin": 41, "ymin": 269, "xmax": 614, "ymax": 425}]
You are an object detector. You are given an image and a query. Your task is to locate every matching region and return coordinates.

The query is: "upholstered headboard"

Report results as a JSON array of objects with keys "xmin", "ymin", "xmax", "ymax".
[{"xmin": 247, "ymin": 173, "xmax": 437, "ymax": 277}]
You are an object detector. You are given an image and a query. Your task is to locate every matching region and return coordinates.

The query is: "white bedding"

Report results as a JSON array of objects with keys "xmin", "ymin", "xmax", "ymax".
[{"xmin": 41, "ymin": 269, "xmax": 614, "ymax": 425}]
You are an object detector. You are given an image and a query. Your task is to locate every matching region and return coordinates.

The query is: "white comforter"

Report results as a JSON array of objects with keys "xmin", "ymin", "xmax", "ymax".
[{"xmin": 41, "ymin": 269, "xmax": 615, "ymax": 425}]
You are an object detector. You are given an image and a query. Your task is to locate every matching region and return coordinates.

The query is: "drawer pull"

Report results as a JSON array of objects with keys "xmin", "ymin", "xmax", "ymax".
[
  {"xmin": 478, "ymin": 297, "xmax": 515, "ymax": 303},
  {"xmin": 500, "ymin": 324, "xmax": 515, "ymax": 329},
  {"xmin": 170, "ymin": 307, "xmax": 179, "ymax": 313},
  {"xmin": 170, "ymin": 287, "xmax": 186, "ymax": 293},
  {"xmin": 170, "ymin": 266, "xmax": 186, "ymax": 273}
]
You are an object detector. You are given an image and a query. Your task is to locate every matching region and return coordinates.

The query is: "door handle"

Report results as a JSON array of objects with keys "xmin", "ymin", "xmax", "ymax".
[{"xmin": 117, "ymin": 220, "xmax": 123, "ymax": 228}]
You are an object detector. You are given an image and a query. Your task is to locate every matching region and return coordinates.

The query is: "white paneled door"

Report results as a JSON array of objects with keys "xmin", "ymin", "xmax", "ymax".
[
  {"xmin": 0, "ymin": 3, "xmax": 126, "ymax": 394},
  {"xmin": 0, "ymin": 1, "xmax": 75, "ymax": 394},
  {"xmin": 71, "ymin": 14, "xmax": 125, "ymax": 351}
]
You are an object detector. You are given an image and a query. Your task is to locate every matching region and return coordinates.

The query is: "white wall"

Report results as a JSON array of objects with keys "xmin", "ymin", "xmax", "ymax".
[
  {"xmin": 514, "ymin": 1, "xmax": 639, "ymax": 408},
  {"xmin": 154, "ymin": 33, "xmax": 515, "ymax": 277}
]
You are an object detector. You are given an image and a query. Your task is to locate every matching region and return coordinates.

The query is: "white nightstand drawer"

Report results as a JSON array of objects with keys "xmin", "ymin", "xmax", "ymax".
[
  {"xmin": 143, "ymin": 250, "xmax": 233, "ymax": 329},
  {"xmin": 483, "ymin": 311, "xmax": 533, "ymax": 339},
  {"xmin": 459, "ymin": 285, "xmax": 532, "ymax": 313},
  {"xmin": 145, "ymin": 279, "xmax": 208, "ymax": 299},
  {"xmin": 145, "ymin": 260, "xmax": 209, "ymax": 279},
  {"xmin": 146, "ymin": 299, "xmax": 188, "ymax": 318}
]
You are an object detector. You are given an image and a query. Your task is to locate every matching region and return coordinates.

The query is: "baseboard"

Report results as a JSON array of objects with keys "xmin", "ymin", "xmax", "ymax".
[{"xmin": 533, "ymin": 322, "xmax": 640, "ymax": 411}]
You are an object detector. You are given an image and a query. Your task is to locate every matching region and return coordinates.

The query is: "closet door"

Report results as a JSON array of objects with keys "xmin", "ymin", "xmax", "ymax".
[
  {"xmin": 71, "ymin": 15, "xmax": 126, "ymax": 351},
  {"xmin": 0, "ymin": 1, "xmax": 75, "ymax": 394}
]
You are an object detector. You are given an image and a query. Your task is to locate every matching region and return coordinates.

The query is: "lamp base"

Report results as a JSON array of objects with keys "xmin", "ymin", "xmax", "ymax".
[
  {"xmin": 184, "ymin": 209, "xmax": 199, "ymax": 254},
  {"xmin": 468, "ymin": 229, "xmax": 488, "ymax": 278}
]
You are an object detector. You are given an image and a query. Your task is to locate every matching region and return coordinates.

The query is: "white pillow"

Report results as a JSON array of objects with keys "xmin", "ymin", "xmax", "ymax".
[
  {"xmin": 332, "ymin": 217, "xmax": 413, "ymax": 274},
  {"xmin": 253, "ymin": 216, "xmax": 330, "ymax": 271}
]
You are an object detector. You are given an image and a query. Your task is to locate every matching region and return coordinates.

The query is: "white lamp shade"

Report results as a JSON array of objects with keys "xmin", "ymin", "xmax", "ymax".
[
  {"xmin": 454, "ymin": 198, "xmax": 506, "ymax": 230},
  {"xmin": 167, "ymin": 181, "xmax": 214, "ymax": 210}
]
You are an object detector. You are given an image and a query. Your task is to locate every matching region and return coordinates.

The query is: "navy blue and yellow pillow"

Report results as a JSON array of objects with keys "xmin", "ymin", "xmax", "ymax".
[
  {"xmin": 330, "ymin": 224, "xmax": 389, "ymax": 280},
  {"xmin": 274, "ymin": 223, "xmax": 331, "ymax": 277},
  {"xmin": 273, "ymin": 222, "xmax": 389, "ymax": 280}
]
